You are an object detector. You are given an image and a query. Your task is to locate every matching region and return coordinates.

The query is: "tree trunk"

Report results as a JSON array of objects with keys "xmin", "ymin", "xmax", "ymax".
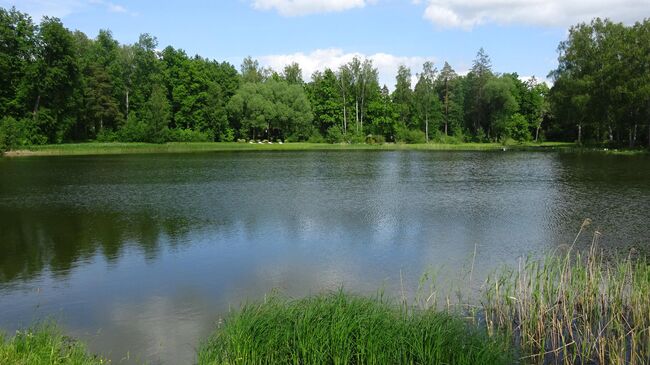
[
  {"xmin": 577, "ymin": 123, "xmax": 582, "ymax": 145},
  {"xmin": 425, "ymin": 114, "xmax": 429, "ymax": 143},
  {"xmin": 355, "ymin": 100, "xmax": 359, "ymax": 132},
  {"xmin": 444, "ymin": 78, "xmax": 449, "ymax": 136},
  {"xmin": 629, "ymin": 127, "xmax": 633, "ymax": 148},
  {"xmin": 608, "ymin": 125, "xmax": 613, "ymax": 142},
  {"xmin": 126, "ymin": 89, "xmax": 130, "ymax": 119},
  {"xmin": 342, "ymin": 94, "xmax": 347, "ymax": 134},
  {"xmin": 535, "ymin": 123, "xmax": 541, "ymax": 142},
  {"xmin": 32, "ymin": 94, "xmax": 41, "ymax": 120},
  {"xmin": 360, "ymin": 96, "xmax": 364, "ymax": 134}
]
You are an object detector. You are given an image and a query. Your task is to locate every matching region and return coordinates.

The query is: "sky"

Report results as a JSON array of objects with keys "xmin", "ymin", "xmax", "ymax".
[{"xmin": 2, "ymin": 0, "xmax": 649, "ymax": 87}]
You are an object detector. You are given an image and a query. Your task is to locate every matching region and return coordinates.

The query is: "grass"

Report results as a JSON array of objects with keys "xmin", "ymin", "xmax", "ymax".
[
  {"xmin": 0, "ymin": 324, "xmax": 108, "ymax": 365},
  {"xmin": 197, "ymin": 290, "xmax": 513, "ymax": 365},
  {"xmin": 483, "ymin": 221, "xmax": 650, "ymax": 364},
  {"xmin": 2, "ymin": 141, "xmax": 573, "ymax": 157}
]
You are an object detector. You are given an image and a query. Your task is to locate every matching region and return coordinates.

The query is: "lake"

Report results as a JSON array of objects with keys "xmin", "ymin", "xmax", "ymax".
[{"xmin": 0, "ymin": 150, "xmax": 648, "ymax": 364}]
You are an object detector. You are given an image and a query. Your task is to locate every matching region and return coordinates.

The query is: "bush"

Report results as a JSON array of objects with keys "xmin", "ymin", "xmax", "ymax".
[
  {"xmin": 96, "ymin": 128, "xmax": 118, "ymax": 142},
  {"xmin": 504, "ymin": 113, "xmax": 531, "ymax": 142},
  {"xmin": 168, "ymin": 128, "xmax": 213, "ymax": 142},
  {"xmin": 307, "ymin": 131, "xmax": 325, "ymax": 143},
  {"xmin": 325, "ymin": 125, "xmax": 345, "ymax": 144},
  {"xmin": 117, "ymin": 117, "xmax": 148, "ymax": 142},
  {"xmin": 0, "ymin": 117, "xmax": 47, "ymax": 150},
  {"xmin": 432, "ymin": 132, "xmax": 465, "ymax": 144},
  {"xmin": 395, "ymin": 126, "xmax": 426, "ymax": 144},
  {"xmin": 366, "ymin": 134, "xmax": 386, "ymax": 144},
  {"xmin": 218, "ymin": 128, "xmax": 235, "ymax": 142}
]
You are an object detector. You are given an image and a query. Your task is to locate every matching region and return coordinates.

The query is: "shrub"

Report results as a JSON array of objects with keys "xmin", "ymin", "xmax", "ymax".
[
  {"xmin": 116, "ymin": 115, "xmax": 149, "ymax": 142},
  {"xmin": 395, "ymin": 126, "xmax": 426, "ymax": 144},
  {"xmin": 366, "ymin": 134, "xmax": 386, "ymax": 144},
  {"xmin": 96, "ymin": 128, "xmax": 118, "ymax": 142},
  {"xmin": 504, "ymin": 113, "xmax": 532, "ymax": 142},
  {"xmin": 218, "ymin": 128, "xmax": 235, "ymax": 142},
  {"xmin": 0, "ymin": 117, "xmax": 41, "ymax": 149},
  {"xmin": 325, "ymin": 125, "xmax": 345, "ymax": 144},
  {"xmin": 168, "ymin": 128, "xmax": 213, "ymax": 142},
  {"xmin": 307, "ymin": 131, "xmax": 325, "ymax": 143}
]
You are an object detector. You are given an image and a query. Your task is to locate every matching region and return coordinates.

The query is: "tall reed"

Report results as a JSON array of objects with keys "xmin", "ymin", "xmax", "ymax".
[{"xmin": 483, "ymin": 223, "xmax": 650, "ymax": 364}]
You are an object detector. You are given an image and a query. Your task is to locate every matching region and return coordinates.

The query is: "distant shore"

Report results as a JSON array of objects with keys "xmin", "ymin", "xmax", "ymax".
[{"xmin": 2, "ymin": 141, "xmax": 579, "ymax": 157}]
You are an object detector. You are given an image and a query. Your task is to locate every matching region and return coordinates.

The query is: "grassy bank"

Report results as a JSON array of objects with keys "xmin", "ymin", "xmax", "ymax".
[
  {"xmin": 198, "ymin": 291, "xmax": 513, "ymax": 365},
  {"xmin": 199, "ymin": 238, "xmax": 650, "ymax": 364},
  {"xmin": 0, "ymin": 324, "xmax": 106, "ymax": 365},
  {"xmin": 3, "ymin": 141, "xmax": 573, "ymax": 157}
]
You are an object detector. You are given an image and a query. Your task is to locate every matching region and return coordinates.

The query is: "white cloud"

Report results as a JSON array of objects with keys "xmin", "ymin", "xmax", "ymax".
[
  {"xmin": 250, "ymin": 0, "xmax": 371, "ymax": 16},
  {"xmin": 106, "ymin": 3, "xmax": 127, "ymax": 13},
  {"xmin": 259, "ymin": 48, "xmax": 433, "ymax": 89},
  {"xmin": 419, "ymin": 0, "xmax": 650, "ymax": 29}
]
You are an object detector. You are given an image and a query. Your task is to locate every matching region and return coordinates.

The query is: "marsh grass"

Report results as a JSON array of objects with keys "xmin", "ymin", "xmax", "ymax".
[
  {"xmin": 198, "ymin": 290, "xmax": 513, "ymax": 365},
  {"xmin": 0, "ymin": 323, "xmax": 107, "ymax": 365},
  {"xmin": 483, "ymin": 222, "xmax": 650, "ymax": 364}
]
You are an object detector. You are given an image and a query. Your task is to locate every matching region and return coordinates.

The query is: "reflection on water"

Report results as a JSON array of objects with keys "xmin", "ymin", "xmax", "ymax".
[{"xmin": 0, "ymin": 151, "xmax": 648, "ymax": 364}]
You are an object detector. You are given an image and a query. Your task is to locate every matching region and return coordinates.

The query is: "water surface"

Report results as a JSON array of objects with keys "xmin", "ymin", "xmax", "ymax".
[{"xmin": 0, "ymin": 151, "xmax": 648, "ymax": 364}]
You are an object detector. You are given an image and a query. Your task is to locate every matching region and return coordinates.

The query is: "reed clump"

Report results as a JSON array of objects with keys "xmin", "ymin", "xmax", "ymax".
[
  {"xmin": 483, "ymin": 226, "xmax": 650, "ymax": 364},
  {"xmin": 0, "ymin": 323, "xmax": 108, "ymax": 365},
  {"xmin": 198, "ymin": 290, "xmax": 513, "ymax": 365}
]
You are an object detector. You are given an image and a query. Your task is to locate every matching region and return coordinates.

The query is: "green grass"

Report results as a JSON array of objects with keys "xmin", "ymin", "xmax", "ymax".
[
  {"xmin": 197, "ymin": 291, "xmax": 513, "ymax": 365},
  {"xmin": 483, "ymin": 222, "xmax": 650, "ymax": 365},
  {"xmin": 3, "ymin": 141, "xmax": 573, "ymax": 157},
  {"xmin": 0, "ymin": 324, "xmax": 107, "ymax": 365}
]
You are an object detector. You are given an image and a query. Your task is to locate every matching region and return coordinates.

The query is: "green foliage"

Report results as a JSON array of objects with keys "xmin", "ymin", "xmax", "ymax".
[
  {"xmin": 366, "ymin": 134, "xmax": 385, "ymax": 144},
  {"xmin": 0, "ymin": 324, "xmax": 106, "ymax": 364},
  {"xmin": 1, "ymin": 5, "xmax": 646, "ymax": 149},
  {"xmin": 395, "ymin": 126, "xmax": 426, "ymax": 144},
  {"xmin": 167, "ymin": 128, "xmax": 213, "ymax": 142},
  {"xmin": 505, "ymin": 113, "xmax": 532, "ymax": 142},
  {"xmin": 326, "ymin": 125, "xmax": 345, "ymax": 143},
  {"xmin": 198, "ymin": 291, "xmax": 513, "ymax": 365},
  {"xmin": 117, "ymin": 114, "xmax": 149, "ymax": 142}
]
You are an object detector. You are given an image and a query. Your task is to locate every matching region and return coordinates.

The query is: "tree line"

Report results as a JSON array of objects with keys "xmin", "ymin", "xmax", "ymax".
[{"xmin": 1, "ymin": 7, "xmax": 649, "ymax": 151}]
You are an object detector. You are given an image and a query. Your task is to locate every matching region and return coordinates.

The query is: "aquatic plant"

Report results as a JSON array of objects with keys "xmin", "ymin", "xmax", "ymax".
[
  {"xmin": 198, "ymin": 290, "xmax": 513, "ymax": 365},
  {"xmin": 483, "ymin": 223, "xmax": 650, "ymax": 364},
  {"xmin": 0, "ymin": 323, "xmax": 107, "ymax": 365}
]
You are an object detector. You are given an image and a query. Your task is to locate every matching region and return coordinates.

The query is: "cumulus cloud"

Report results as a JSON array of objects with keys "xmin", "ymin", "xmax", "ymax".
[
  {"xmin": 259, "ymin": 48, "xmax": 433, "ymax": 89},
  {"xmin": 419, "ymin": 0, "xmax": 650, "ymax": 29},
  {"xmin": 250, "ymin": 0, "xmax": 371, "ymax": 16}
]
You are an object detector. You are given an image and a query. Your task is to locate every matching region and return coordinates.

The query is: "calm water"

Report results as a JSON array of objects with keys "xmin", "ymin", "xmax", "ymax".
[{"xmin": 0, "ymin": 151, "xmax": 649, "ymax": 364}]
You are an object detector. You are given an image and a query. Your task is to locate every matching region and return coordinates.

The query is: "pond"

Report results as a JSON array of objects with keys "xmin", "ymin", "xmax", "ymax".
[{"xmin": 0, "ymin": 150, "xmax": 648, "ymax": 364}]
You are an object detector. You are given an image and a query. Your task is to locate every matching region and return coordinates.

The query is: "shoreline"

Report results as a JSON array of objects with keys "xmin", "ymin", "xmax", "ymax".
[{"xmin": 2, "ymin": 141, "xmax": 579, "ymax": 157}]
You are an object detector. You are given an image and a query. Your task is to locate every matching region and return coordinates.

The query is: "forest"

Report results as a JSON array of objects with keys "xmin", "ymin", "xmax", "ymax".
[{"xmin": 1, "ymin": 6, "xmax": 649, "ymax": 152}]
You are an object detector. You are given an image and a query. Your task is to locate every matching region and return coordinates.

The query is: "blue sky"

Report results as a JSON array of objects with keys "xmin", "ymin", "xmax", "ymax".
[{"xmin": 2, "ymin": 0, "xmax": 648, "ymax": 87}]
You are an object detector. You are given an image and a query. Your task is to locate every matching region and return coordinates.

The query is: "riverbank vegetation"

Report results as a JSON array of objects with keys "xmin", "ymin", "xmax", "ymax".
[
  {"xmin": 198, "ymin": 244, "xmax": 650, "ymax": 365},
  {"xmin": 0, "ymin": 324, "xmax": 107, "ymax": 365},
  {"xmin": 3, "ymin": 141, "xmax": 573, "ymax": 157},
  {"xmin": 1, "ymin": 7, "xmax": 649, "ymax": 154},
  {"xmin": 3, "ymin": 242, "xmax": 649, "ymax": 364},
  {"xmin": 198, "ymin": 291, "xmax": 513, "ymax": 365}
]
